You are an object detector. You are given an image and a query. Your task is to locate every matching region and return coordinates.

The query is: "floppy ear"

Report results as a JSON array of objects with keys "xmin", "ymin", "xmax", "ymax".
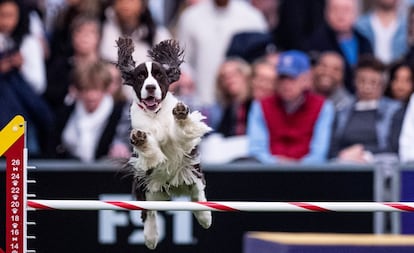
[
  {"xmin": 148, "ymin": 39, "xmax": 184, "ymax": 84},
  {"xmin": 116, "ymin": 37, "xmax": 136, "ymax": 86}
]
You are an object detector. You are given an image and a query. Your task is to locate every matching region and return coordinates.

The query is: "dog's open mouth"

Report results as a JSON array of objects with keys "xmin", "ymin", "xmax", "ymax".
[{"xmin": 142, "ymin": 96, "xmax": 161, "ymax": 111}]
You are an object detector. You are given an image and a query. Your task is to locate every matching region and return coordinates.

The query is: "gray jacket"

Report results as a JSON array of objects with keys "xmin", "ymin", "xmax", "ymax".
[{"xmin": 329, "ymin": 97, "xmax": 401, "ymax": 157}]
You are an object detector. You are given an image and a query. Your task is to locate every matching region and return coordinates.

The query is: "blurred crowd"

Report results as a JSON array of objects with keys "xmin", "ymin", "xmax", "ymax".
[{"xmin": 2, "ymin": 0, "xmax": 414, "ymax": 166}]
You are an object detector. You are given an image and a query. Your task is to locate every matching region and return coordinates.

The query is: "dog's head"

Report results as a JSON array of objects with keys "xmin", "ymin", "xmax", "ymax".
[{"xmin": 116, "ymin": 37, "xmax": 184, "ymax": 111}]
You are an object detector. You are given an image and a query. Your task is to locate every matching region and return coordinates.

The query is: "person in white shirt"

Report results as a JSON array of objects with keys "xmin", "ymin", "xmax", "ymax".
[
  {"xmin": 176, "ymin": 0, "xmax": 268, "ymax": 106},
  {"xmin": 48, "ymin": 61, "xmax": 129, "ymax": 162}
]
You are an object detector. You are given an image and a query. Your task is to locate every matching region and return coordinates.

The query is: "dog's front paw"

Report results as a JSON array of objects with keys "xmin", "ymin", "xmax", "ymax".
[
  {"xmin": 130, "ymin": 129, "xmax": 147, "ymax": 147},
  {"xmin": 173, "ymin": 102, "xmax": 189, "ymax": 120}
]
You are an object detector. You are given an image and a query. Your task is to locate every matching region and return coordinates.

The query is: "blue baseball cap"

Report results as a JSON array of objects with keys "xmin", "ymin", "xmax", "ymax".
[{"xmin": 277, "ymin": 50, "xmax": 310, "ymax": 78}]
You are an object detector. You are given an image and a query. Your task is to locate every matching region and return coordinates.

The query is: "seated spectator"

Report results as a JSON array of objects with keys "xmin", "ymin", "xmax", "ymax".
[
  {"xmin": 399, "ymin": 93, "xmax": 414, "ymax": 163},
  {"xmin": 304, "ymin": 0, "xmax": 373, "ymax": 93},
  {"xmin": 46, "ymin": 61, "xmax": 129, "ymax": 162},
  {"xmin": 251, "ymin": 56, "xmax": 277, "ymax": 100},
  {"xmin": 356, "ymin": 0, "xmax": 407, "ymax": 65},
  {"xmin": 0, "ymin": 0, "xmax": 53, "ymax": 158},
  {"xmin": 386, "ymin": 60, "xmax": 414, "ymax": 153},
  {"xmin": 312, "ymin": 51, "xmax": 353, "ymax": 111},
  {"xmin": 0, "ymin": 0, "xmax": 46, "ymax": 94},
  {"xmin": 48, "ymin": 0, "xmax": 103, "ymax": 61},
  {"xmin": 247, "ymin": 50, "xmax": 335, "ymax": 164},
  {"xmin": 201, "ymin": 57, "xmax": 253, "ymax": 163},
  {"xmin": 385, "ymin": 60, "xmax": 414, "ymax": 104},
  {"xmin": 206, "ymin": 57, "xmax": 253, "ymax": 137},
  {"xmin": 329, "ymin": 55, "xmax": 401, "ymax": 163},
  {"xmin": 44, "ymin": 15, "xmax": 102, "ymax": 115}
]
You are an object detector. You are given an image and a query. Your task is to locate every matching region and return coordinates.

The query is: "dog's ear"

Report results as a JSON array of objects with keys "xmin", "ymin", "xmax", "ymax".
[
  {"xmin": 116, "ymin": 37, "xmax": 136, "ymax": 86},
  {"xmin": 148, "ymin": 39, "xmax": 184, "ymax": 84}
]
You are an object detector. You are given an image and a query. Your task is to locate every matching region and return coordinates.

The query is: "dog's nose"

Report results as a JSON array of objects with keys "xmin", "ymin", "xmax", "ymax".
[{"xmin": 145, "ymin": 84, "xmax": 156, "ymax": 92}]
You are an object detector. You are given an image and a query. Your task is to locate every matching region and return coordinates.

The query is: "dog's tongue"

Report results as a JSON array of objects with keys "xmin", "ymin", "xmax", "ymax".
[
  {"xmin": 143, "ymin": 97, "xmax": 159, "ymax": 110},
  {"xmin": 144, "ymin": 97, "xmax": 157, "ymax": 106}
]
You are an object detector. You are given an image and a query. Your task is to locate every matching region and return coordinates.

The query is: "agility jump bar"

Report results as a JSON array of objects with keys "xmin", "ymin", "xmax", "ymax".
[{"xmin": 27, "ymin": 200, "xmax": 414, "ymax": 212}]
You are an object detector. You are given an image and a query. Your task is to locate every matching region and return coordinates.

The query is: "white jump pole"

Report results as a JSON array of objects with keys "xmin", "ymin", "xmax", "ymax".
[{"xmin": 27, "ymin": 200, "xmax": 414, "ymax": 212}]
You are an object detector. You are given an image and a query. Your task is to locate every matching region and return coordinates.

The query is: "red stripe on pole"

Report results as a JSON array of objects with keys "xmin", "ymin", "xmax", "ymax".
[
  {"xmin": 289, "ymin": 202, "xmax": 332, "ymax": 212},
  {"xmin": 385, "ymin": 203, "xmax": 414, "ymax": 212},
  {"xmin": 198, "ymin": 202, "xmax": 239, "ymax": 211},
  {"xmin": 27, "ymin": 200, "xmax": 55, "ymax": 210},
  {"xmin": 106, "ymin": 201, "xmax": 144, "ymax": 210}
]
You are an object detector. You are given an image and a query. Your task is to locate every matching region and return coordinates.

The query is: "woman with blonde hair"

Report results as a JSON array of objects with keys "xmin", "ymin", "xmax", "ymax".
[{"xmin": 209, "ymin": 57, "xmax": 253, "ymax": 137}]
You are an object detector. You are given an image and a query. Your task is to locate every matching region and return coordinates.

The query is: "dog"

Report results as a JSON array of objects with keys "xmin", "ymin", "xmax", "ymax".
[{"xmin": 116, "ymin": 37, "xmax": 212, "ymax": 249}]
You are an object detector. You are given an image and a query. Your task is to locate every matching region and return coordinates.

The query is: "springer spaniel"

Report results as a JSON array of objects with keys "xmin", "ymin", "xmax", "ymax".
[{"xmin": 116, "ymin": 37, "xmax": 212, "ymax": 249}]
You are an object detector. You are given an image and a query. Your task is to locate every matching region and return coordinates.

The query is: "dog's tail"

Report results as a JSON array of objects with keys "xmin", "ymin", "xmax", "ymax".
[{"xmin": 148, "ymin": 39, "xmax": 184, "ymax": 84}]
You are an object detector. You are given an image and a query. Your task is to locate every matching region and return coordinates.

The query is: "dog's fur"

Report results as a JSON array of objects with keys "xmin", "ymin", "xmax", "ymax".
[{"xmin": 116, "ymin": 37, "xmax": 212, "ymax": 249}]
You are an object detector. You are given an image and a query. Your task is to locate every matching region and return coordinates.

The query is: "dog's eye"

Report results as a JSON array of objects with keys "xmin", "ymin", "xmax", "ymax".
[
  {"xmin": 137, "ymin": 72, "xmax": 146, "ymax": 79},
  {"xmin": 153, "ymin": 71, "xmax": 163, "ymax": 79}
]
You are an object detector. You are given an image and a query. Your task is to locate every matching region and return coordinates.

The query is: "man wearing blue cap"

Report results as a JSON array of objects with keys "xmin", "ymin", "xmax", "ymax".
[{"xmin": 247, "ymin": 50, "xmax": 335, "ymax": 164}]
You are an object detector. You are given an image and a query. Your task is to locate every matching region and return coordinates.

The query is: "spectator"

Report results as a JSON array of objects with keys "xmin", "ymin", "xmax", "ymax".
[
  {"xmin": 304, "ymin": 0, "xmax": 373, "ymax": 93},
  {"xmin": 385, "ymin": 60, "xmax": 414, "ymax": 103},
  {"xmin": 356, "ymin": 0, "xmax": 407, "ymax": 65},
  {"xmin": 48, "ymin": 0, "xmax": 103, "ymax": 61},
  {"xmin": 44, "ymin": 15, "xmax": 102, "ymax": 115},
  {"xmin": 251, "ymin": 56, "xmax": 277, "ymax": 100},
  {"xmin": 176, "ymin": 0, "xmax": 268, "ymax": 106},
  {"xmin": 99, "ymin": 0, "xmax": 171, "ymax": 64},
  {"xmin": 312, "ymin": 51, "xmax": 353, "ymax": 110},
  {"xmin": 0, "ymin": 0, "xmax": 46, "ymax": 94},
  {"xmin": 385, "ymin": 60, "xmax": 414, "ymax": 153},
  {"xmin": 247, "ymin": 50, "xmax": 335, "ymax": 164},
  {"xmin": 46, "ymin": 60, "xmax": 129, "ymax": 162},
  {"xmin": 206, "ymin": 57, "xmax": 253, "ymax": 137},
  {"xmin": 201, "ymin": 57, "xmax": 253, "ymax": 163},
  {"xmin": 399, "ymin": 93, "xmax": 414, "ymax": 162},
  {"xmin": 0, "ymin": 0, "xmax": 53, "ymax": 158},
  {"xmin": 329, "ymin": 55, "xmax": 401, "ymax": 163}
]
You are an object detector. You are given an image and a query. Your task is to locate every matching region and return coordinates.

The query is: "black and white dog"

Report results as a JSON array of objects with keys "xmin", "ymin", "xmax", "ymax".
[{"xmin": 116, "ymin": 37, "xmax": 212, "ymax": 249}]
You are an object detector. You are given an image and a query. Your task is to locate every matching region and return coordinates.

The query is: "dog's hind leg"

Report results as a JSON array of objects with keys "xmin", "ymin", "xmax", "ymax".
[
  {"xmin": 190, "ymin": 177, "xmax": 212, "ymax": 229},
  {"xmin": 143, "ymin": 209, "xmax": 158, "ymax": 250},
  {"xmin": 143, "ymin": 191, "xmax": 169, "ymax": 249}
]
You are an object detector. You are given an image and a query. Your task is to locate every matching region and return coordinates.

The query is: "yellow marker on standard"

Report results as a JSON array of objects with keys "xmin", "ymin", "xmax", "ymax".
[{"xmin": 0, "ymin": 115, "xmax": 25, "ymax": 156}]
